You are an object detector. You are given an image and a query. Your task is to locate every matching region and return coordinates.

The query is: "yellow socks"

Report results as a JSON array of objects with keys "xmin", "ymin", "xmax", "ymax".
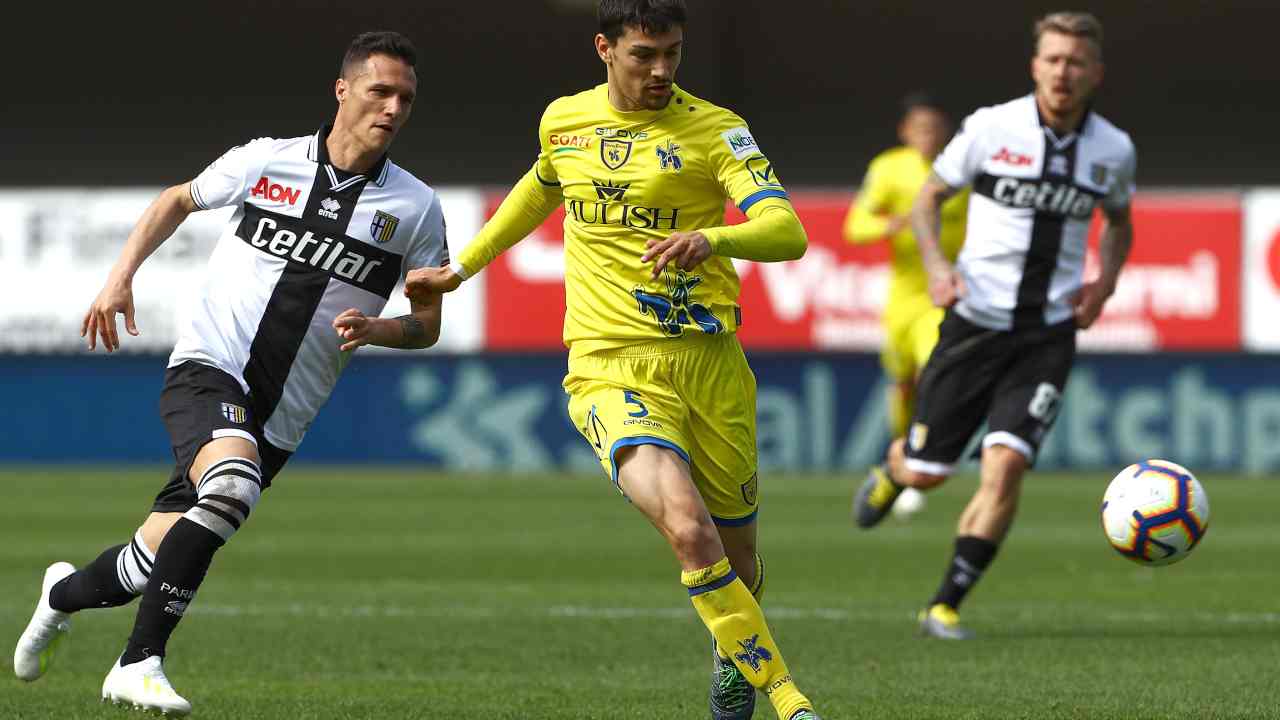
[{"xmin": 683, "ymin": 557, "xmax": 812, "ymax": 720}]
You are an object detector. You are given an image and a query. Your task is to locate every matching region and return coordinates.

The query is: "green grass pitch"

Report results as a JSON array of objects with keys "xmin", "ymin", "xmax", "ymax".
[{"xmin": 2, "ymin": 467, "xmax": 1278, "ymax": 719}]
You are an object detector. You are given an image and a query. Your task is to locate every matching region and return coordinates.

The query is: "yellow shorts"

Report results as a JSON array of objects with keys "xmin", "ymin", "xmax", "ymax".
[
  {"xmin": 881, "ymin": 305, "xmax": 944, "ymax": 383},
  {"xmin": 564, "ymin": 333, "xmax": 759, "ymax": 526}
]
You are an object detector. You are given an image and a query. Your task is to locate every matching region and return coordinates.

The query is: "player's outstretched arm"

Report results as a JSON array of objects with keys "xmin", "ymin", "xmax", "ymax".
[
  {"xmin": 333, "ymin": 294, "xmax": 442, "ymax": 351},
  {"xmin": 405, "ymin": 167, "xmax": 562, "ymax": 304},
  {"xmin": 82, "ymin": 182, "xmax": 199, "ymax": 352},
  {"xmin": 911, "ymin": 172, "xmax": 964, "ymax": 307},
  {"xmin": 1073, "ymin": 204, "xmax": 1133, "ymax": 329}
]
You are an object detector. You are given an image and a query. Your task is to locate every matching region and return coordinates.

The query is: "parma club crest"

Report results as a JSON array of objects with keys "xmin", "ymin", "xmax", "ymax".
[
  {"xmin": 600, "ymin": 139, "xmax": 632, "ymax": 170},
  {"xmin": 370, "ymin": 210, "xmax": 400, "ymax": 244},
  {"xmin": 221, "ymin": 402, "xmax": 247, "ymax": 424}
]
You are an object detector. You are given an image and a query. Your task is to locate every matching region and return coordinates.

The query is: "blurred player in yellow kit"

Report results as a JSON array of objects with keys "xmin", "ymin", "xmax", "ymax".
[
  {"xmin": 845, "ymin": 94, "xmax": 968, "ymax": 524},
  {"xmin": 405, "ymin": 2, "xmax": 820, "ymax": 719}
]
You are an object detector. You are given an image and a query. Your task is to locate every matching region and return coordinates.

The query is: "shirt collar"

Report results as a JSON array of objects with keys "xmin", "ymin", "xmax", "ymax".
[
  {"xmin": 1033, "ymin": 95, "xmax": 1092, "ymax": 145},
  {"xmin": 309, "ymin": 124, "xmax": 390, "ymax": 187}
]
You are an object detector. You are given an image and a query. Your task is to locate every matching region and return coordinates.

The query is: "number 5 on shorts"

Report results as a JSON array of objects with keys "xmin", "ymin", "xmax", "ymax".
[{"xmin": 623, "ymin": 390, "xmax": 649, "ymax": 418}]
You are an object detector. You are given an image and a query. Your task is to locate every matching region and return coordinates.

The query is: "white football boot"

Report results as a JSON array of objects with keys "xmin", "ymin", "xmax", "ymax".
[
  {"xmin": 101, "ymin": 655, "xmax": 192, "ymax": 716},
  {"xmin": 13, "ymin": 561, "xmax": 76, "ymax": 681}
]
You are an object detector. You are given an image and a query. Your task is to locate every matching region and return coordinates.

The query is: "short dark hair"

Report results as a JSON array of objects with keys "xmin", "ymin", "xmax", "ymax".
[
  {"xmin": 900, "ymin": 91, "xmax": 946, "ymax": 120},
  {"xmin": 341, "ymin": 31, "xmax": 417, "ymax": 78},
  {"xmin": 598, "ymin": 0, "xmax": 687, "ymax": 44}
]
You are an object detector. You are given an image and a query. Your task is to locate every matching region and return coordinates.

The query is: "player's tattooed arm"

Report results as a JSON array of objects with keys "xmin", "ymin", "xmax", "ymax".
[
  {"xmin": 1073, "ymin": 204, "xmax": 1133, "ymax": 329},
  {"xmin": 397, "ymin": 314, "xmax": 430, "ymax": 347},
  {"xmin": 1096, "ymin": 204, "xmax": 1134, "ymax": 293},
  {"xmin": 912, "ymin": 172, "xmax": 965, "ymax": 307},
  {"xmin": 333, "ymin": 296, "xmax": 441, "ymax": 351}
]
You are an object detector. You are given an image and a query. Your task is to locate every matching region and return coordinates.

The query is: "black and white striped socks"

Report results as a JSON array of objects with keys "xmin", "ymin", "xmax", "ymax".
[
  {"xmin": 48, "ymin": 530, "xmax": 156, "ymax": 613},
  {"xmin": 121, "ymin": 457, "xmax": 262, "ymax": 664}
]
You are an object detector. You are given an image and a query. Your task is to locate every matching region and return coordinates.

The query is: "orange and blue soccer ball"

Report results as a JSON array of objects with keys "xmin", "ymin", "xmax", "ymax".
[{"xmin": 1101, "ymin": 459, "xmax": 1210, "ymax": 566}]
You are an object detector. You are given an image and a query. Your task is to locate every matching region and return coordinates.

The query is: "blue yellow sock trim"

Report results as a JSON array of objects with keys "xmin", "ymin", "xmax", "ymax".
[
  {"xmin": 687, "ymin": 569, "xmax": 739, "ymax": 596},
  {"xmin": 608, "ymin": 436, "xmax": 692, "ymax": 488}
]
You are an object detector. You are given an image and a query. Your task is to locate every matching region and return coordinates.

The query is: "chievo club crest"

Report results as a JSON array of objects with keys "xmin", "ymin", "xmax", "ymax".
[{"xmin": 600, "ymin": 139, "xmax": 632, "ymax": 170}]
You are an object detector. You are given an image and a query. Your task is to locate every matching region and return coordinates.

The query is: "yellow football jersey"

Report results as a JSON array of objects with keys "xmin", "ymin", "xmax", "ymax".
[
  {"xmin": 845, "ymin": 146, "xmax": 969, "ymax": 320},
  {"xmin": 532, "ymin": 84, "xmax": 790, "ymax": 358}
]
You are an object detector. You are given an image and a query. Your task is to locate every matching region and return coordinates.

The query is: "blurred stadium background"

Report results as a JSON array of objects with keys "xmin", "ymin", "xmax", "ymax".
[
  {"xmin": 4, "ymin": 2, "xmax": 1280, "ymax": 718},
  {"xmin": 4, "ymin": 0, "xmax": 1280, "ymax": 473}
]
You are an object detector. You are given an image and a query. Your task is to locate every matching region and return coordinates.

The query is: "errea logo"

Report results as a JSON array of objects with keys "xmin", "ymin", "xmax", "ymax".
[
  {"xmin": 721, "ymin": 126, "xmax": 759, "ymax": 160},
  {"xmin": 318, "ymin": 197, "xmax": 341, "ymax": 221}
]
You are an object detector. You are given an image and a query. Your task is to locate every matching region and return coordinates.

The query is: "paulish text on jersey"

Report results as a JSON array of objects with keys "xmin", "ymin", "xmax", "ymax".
[{"xmin": 565, "ymin": 199, "xmax": 681, "ymax": 231}]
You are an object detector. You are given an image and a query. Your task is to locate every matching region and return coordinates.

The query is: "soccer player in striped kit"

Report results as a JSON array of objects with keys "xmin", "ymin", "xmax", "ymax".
[
  {"xmin": 14, "ymin": 31, "xmax": 448, "ymax": 715},
  {"xmin": 854, "ymin": 12, "xmax": 1136, "ymax": 639}
]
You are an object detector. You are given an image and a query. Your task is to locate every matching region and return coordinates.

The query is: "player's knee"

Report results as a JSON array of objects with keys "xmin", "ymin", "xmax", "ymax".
[
  {"xmin": 667, "ymin": 517, "xmax": 722, "ymax": 563},
  {"xmin": 188, "ymin": 436, "xmax": 260, "ymax": 488},
  {"xmin": 183, "ymin": 456, "xmax": 263, "ymax": 543}
]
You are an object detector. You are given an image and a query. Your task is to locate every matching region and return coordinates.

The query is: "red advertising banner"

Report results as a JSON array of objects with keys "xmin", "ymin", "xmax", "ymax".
[
  {"xmin": 1080, "ymin": 194, "xmax": 1241, "ymax": 351},
  {"xmin": 483, "ymin": 192, "xmax": 1241, "ymax": 351}
]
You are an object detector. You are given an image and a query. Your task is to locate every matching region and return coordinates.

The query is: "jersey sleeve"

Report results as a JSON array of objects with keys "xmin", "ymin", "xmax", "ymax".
[
  {"xmin": 932, "ymin": 108, "xmax": 992, "ymax": 189},
  {"xmin": 189, "ymin": 138, "xmax": 273, "ymax": 210},
  {"xmin": 405, "ymin": 193, "xmax": 449, "ymax": 273},
  {"xmin": 844, "ymin": 154, "xmax": 895, "ymax": 243},
  {"xmin": 857, "ymin": 155, "xmax": 895, "ymax": 213},
  {"xmin": 707, "ymin": 114, "xmax": 790, "ymax": 213},
  {"xmin": 531, "ymin": 104, "xmax": 561, "ymax": 188},
  {"xmin": 1102, "ymin": 141, "xmax": 1137, "ymax": 211}
]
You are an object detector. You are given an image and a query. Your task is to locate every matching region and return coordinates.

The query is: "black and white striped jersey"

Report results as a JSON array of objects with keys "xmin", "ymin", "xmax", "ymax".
[
  {"xmin": 171, "ymin": 126, "xmax": 448, "ymax": 451},
  {"xmin": 934, "ymin": 94, "xmax": 1136, "ymax": 331}
]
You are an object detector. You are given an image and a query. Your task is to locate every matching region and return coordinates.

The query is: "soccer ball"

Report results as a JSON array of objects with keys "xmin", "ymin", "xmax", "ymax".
[
  {"xmin": 891, "ymin": 486, "xmax": 927, "ymax": 520},
  {"xmin": 1100, "ymin": 459, "xmax": 1209, "ymax": 566}
]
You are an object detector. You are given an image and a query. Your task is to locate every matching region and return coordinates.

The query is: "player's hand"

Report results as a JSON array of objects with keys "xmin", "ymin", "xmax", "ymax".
[
  {"xmin": 1072, "ymin": 279, "xmax": 1114, "ymax": 329},
  {"xmin": 404, "ymin": 266, "xmax": 460, "ymax": 303},
  {"xmin": 333, "ymin": 308, "xmax": 383, "ymax": 352},
  {"xmin": 642, "ymin": 231, "xmax": 712, "ymax": 279},
  {"xmin": 81, "ymin": 279, "xmax": 139, "ymax": 352},
  {"xmin": 927, "ymin": 265, "xmax": 966, "ymax": 308}
]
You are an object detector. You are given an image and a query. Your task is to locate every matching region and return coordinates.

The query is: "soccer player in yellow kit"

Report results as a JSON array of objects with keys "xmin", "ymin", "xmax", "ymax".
[
  {"xmin": 405, "ymin": 3, "xmax": 820, "ymax": 719},
  {"xmin": 847, "ymin": 95, "xmax": 968, "ymax": 528}
]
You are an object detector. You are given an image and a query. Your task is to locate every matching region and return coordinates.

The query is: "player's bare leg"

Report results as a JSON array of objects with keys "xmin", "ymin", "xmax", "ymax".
[
  {"xmin": 920, "ymin": 444, "xmax": 1027, "ymax": 639},
  {"xmin": 617, "ymin": 445, "xmax": 816, "ymax": 720}
]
